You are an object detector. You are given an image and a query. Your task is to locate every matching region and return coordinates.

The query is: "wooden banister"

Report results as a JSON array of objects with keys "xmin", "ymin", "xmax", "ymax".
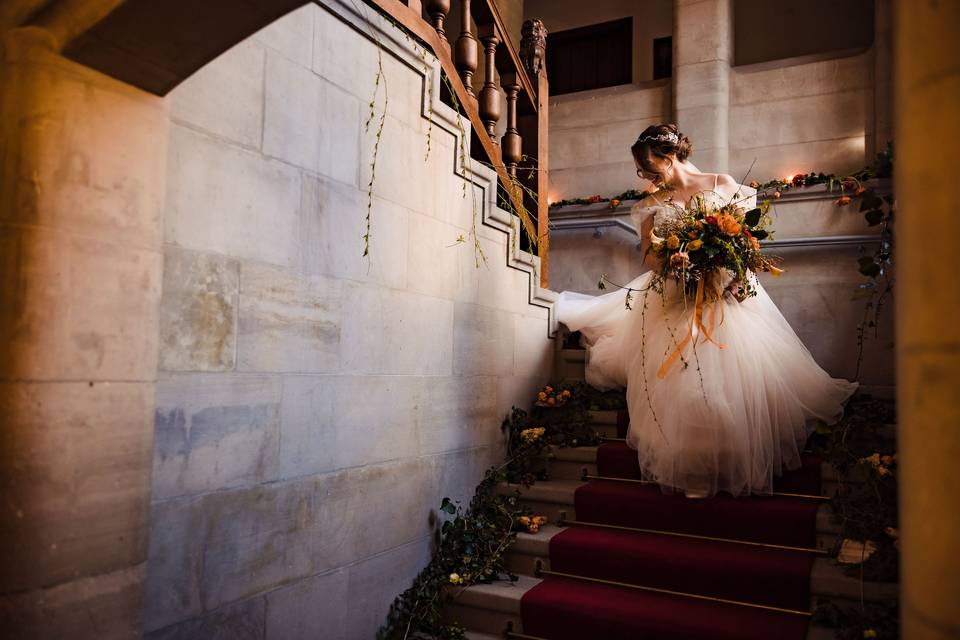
[{"xmin": 363, "ymin": 0, "xmax": 549, "ymax": 288}]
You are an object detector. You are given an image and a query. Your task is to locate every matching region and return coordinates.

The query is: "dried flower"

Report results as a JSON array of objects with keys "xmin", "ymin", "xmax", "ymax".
[
  {"xmin": 670, "ymin": 252, "xmax": 690, "ymax": 268},
  {"xmin": 835, "ymin": 195, "xmax": 852, "ymax": 206},
  {"xmin": 449, "ymin": 572, "xmax": 463, "ymax": 584},
  {"xmin": 749, "ymin": 180, "xmax": 760, "ymax": 188},
  {"xmin": 688, "ymin": 239, "xmax": 703, "ymax": 251},
  {"xmin": 608, "ymin": 198, "xmax": 621, "ymax": 209},
  {"xmin": 773, "ymin": 191, "xmax": 781, "ymax": 199},
  {"xmin": 666, "ymin": 234, "xmax": 680, "ymax": 250}
]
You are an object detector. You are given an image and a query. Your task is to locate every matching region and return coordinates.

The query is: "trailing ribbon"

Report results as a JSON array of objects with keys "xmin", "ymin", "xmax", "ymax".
[{"xmin": 657, "ymin": 277, "xmax": 726, "ymax": 379}]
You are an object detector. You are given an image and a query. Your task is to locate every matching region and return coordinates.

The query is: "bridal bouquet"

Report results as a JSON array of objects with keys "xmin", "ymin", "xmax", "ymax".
[{"xmin": 648, "ymin": 194, "xmax": 782, "ymax": 301}]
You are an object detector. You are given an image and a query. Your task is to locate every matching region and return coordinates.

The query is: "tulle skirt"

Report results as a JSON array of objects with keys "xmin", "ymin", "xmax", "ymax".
[{"xmin": 556, "ymin": 270, "xmax": 858, "ymax": 498}]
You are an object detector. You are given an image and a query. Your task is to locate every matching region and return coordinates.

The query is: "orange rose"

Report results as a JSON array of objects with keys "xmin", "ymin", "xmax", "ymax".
[
  {"xmin": 835, "ymin": 195, "xmax": 852, "ymax": 206},
  {"xmin": 773, "ymin": 191, "xmax": 781, "ymax": 199},
  {"xmin": 717, "ymin": 214, "xmax": 742, "ymax": 236}
]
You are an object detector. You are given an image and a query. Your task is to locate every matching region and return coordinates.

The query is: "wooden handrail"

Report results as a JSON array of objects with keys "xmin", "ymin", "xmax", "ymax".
[{"xmin": 366, "ymin": 0, "xmax": 550, "ymax": 288}]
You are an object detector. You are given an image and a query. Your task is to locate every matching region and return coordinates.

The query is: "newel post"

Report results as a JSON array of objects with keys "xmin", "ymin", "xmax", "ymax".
[{"xmin": 521, "ymin": 17, "xmax": 549, "ymax": 288}]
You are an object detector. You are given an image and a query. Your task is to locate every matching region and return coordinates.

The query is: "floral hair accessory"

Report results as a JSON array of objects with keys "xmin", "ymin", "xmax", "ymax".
[{"xmin": 638, "ymin": 131, "xmax": 680, "ymax": 144}]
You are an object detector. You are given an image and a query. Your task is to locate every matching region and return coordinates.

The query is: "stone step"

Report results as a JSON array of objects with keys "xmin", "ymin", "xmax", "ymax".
[
  {"xmin": 443, "ymin": 568, "xmax": 839, "ymax": 639},
  {"xmin": 546, "ymin": 444, "xmax": 843, "ymax": 496},
  {"xmin": 504, "ymin": 524, "xmax": 897, "ymax": 606},
  {"xmin": 496, "ymin": 479, "xmax": 842, "ymax": 552}
]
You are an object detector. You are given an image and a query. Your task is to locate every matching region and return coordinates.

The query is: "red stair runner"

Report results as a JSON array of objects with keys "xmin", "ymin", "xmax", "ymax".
[{"xmin": 519, "ymin": 426, "xmax": 824, "ymax": 639}]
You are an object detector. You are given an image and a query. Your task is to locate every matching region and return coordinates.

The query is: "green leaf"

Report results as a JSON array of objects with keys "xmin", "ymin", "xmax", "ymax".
[
  {"xmin": 441, "ymin": 497, "xmax": 457, "ymax": 514},
  {"xmin": 744, "ymin": 208, "xmax": 762, "ymax": 227},
  {"xmin": 859, "ymin": 195, "xmax": 883, "ymax": 212},
  {"xmin": 751, "ymin": 229, "xmax": 769, "ymax": 240},
  {"xmin": 864, "ymin": 209, "xmax": 884, "ymax": 226},
  {"xmin": 858, "ymin": 257, "xmax": 881, "ymax": 278}
]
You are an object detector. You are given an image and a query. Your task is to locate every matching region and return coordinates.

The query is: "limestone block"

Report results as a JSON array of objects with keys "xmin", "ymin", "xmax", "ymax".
[
  {"xmin": 345, "ymin": 536, "xmax": 434, "ymax": 639},
  {"xmin": 513, "ymin": 314, "xmax": 553, "ymax": 378},
  {"xmin": 252, "ymin": 3, "xmax": 316, "ymax": 68},
  {"xmin": 728, "ymin": 136, "xmax": 866, "ymax": 183},
  {"xmin": 165, "ymin": 124, "xmax": 301, "ymax": 266},
  {"xmin": 417, "ymin": 375, "xmax": 500, "ymax": 456},
  {"xmin": 277, "ymin": 374, "xmax": 337, "ymax": 479},
  {"xmin": 330, "ymin": 375, "xmax": 423, "ymax": 469},
  {"xmin": 674, "ymin": 60, "xmax": 730, "ymax": 111},
  {"xmin": 731, "ymin": 53, "xmax": 871, "ymax": 106},
  {"xmin": 189, "ymin": 457, "xmax": 434, "ymax": 612},
  {"xmin": 0, "ymin": 382, "xmax": 153, "ymax": 593},
  {"xmin": 159, "ymin": 247, "xmax": 239, "ymax": 372},
  {"xmin": 549, "ymin": 127, "xmax": 602, "ymax": 171},
  {"xmin": 429, "ymin": 446, "xmax": 503, "ymax": 512},
  {"xmin": 453, "ymin": 302, "xmax": 515, "ymax": 376},
  {"xmin": 313, "ymin": 7, "xmax": 380, "ymax": 100},
  {"xmin": 406, "ymin": 211, "xmax": 477, "ymax": 300},
  {"xmin": 262, "ymin": 50, "xmax": 323, "ymax": 171},
  {"xmin": 549, "ymin": 84, "xmax": 669, "ymax": 131},
  {"xmin": 0, "ymin": 225, "xmax": 163, "ymax": 381},
  {"xmin": 675, "ymin": 0, "xmax": 732, "ymax": 67},
  {"xmin": 265, "ymin": 568, "xmax": 348, "ymax": 640},
  {"xmin": 0, "ymin": 564, "xmax": 146, "ymax": 640},
  {"xmin": 688, "ymin": 146, "xmax": 729, "ymax": 175},
  {"xmin": 152, "ymin": 373, "xmax": 281, "ymax": 500},
  {"xmin": 495, "ymin": 375, "xmax": 549, "ymax": 423},
  {"xmin": 237, "ymin": 262, "xmax": 342, "ymax": 373},
  {"xmin": 359, "ymin": 113, "xmax": 437, "ymax": 215},
  {"xmin": 597, "ymin": 117, "xmax": 664, "ymax": 168},
  {"xmin": 146, "ymin": 595, "xmax": 266, "ymax": 640},
  {"xmin": 548, "ymin": 160, "xmax": 639, "ymax": 202},
  {"xmin": 299, "ymin": 174, "xmax": 409, "ymax": 289},
  {"xmin": 676, "ymin": 104, "xmax": 728, "ymax": 152},
  {"xmin": 366, "ymin": 44, "xmax": 428, "ymax": 131},
  {"xmin": 339, "ymin": 282, "xmax": 454, "ymax": 375},
  {"xmin": 170, "ymin": 39, "xmax": 265, "ymax": 148},
  {"xmin": 144, "ymin": 496, "xmax": 206, "ymax": 631},
  {"xmin": 729, "ymin": 89, "xmax": 868, "ymax": 150}
]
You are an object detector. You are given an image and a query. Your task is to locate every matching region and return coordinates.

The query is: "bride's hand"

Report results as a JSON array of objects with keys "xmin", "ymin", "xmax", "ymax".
[{"xmin": 724, "ymin": 279, "xmax": 748, "ymax": 303}]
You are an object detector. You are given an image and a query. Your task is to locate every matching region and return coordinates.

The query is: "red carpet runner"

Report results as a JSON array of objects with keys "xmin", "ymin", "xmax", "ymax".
[{"xmin": 519, "ymin": 411, "xmax": 823, "ymax": 639}]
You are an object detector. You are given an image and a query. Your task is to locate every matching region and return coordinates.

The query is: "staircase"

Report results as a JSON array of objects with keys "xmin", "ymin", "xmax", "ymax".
[{"xmin": 439, "ymin": 337, "xmax": 897, "ymax": 639}]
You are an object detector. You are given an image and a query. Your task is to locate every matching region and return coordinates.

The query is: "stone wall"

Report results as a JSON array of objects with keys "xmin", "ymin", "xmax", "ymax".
[{"xmin": 145, "ymin": 2, "xmax": 554, "ymax": 638}]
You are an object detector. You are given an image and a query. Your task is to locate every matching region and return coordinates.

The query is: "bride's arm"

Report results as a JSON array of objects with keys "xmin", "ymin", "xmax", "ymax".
[{"xmin": 630, "ymin": 201, "xmax": 661, "ymax": 272}]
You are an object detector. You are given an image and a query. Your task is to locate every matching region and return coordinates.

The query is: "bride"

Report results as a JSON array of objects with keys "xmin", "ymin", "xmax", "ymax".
[{"xmin": 555, "ymin": 123, "xmax": 858, "ymax": 499}]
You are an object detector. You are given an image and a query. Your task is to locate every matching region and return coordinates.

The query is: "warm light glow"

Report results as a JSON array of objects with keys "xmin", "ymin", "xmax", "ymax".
[{"xmin": 784, "ymin": 174, "xmax": 794, "ymax": 183}]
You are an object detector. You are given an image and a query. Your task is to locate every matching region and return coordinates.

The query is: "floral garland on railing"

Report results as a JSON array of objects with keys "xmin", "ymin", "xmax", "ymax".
[{"xmin": 376, "ymin": 382, "xmax": 623, "ymax": 639}]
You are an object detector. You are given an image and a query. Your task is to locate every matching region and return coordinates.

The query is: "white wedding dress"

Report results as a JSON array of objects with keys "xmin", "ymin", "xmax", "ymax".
[{"xmin": 556, "ymin": 184, "xmax": 859, "ymax": 498}]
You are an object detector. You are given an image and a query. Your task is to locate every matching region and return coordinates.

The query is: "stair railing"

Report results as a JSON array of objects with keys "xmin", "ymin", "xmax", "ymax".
[{"xmin": 365, "ymin": 0, "xmax": 551, "ymax": 287}]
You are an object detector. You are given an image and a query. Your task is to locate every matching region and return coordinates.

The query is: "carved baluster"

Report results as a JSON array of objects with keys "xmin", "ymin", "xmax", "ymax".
[
  {"xmin": 454, "ymin": 0, "xmax": 478, "ymax": 101},
  {"xmin": 501, "ymin": 71, "xmax": 521, "ymax": 177},
  {"xmin": 423, "ymin": 0, "xmax": 450, "ymax": 39},
  {"xmin": 477, "ymin": 23, "xmax": 501, "ymax": 141}
]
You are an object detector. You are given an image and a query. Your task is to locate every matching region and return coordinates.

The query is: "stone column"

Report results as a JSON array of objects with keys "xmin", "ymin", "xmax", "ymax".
[
  {"xmin": 672, "ymin": 0, "xmax": 732, "ymax": 173},
  {"xmin": 893, "ymin": 1, "xmax": 960, "ymax": 638},
  {"xmin": 869, "ymin": 0, "xmax": 894, "ymax": 160},
  {"xmin": 0, "ymin": 27, "xmax": 167, "ymax": 637}
]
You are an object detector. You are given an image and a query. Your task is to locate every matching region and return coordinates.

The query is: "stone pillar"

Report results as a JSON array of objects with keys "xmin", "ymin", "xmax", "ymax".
[
  {"xmin": 672, "ymin": 0, "xmax": 732, "ymax": 173},
  {"xmin": 893, "ymin": 1, "xmax": 960, "ymax": 638},
  {"xmin": 869, "ymin": 0, "xmax": 894, "ymax": 160},
  {"xmin": 0, "ymin": 27, "xmax": 167, "ymax": 637}
]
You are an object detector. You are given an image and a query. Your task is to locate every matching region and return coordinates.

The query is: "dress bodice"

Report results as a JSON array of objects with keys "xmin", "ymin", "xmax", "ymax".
[{"xmin": 629, "ymin": 183, "xmax": 757, "ymax": 240}]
